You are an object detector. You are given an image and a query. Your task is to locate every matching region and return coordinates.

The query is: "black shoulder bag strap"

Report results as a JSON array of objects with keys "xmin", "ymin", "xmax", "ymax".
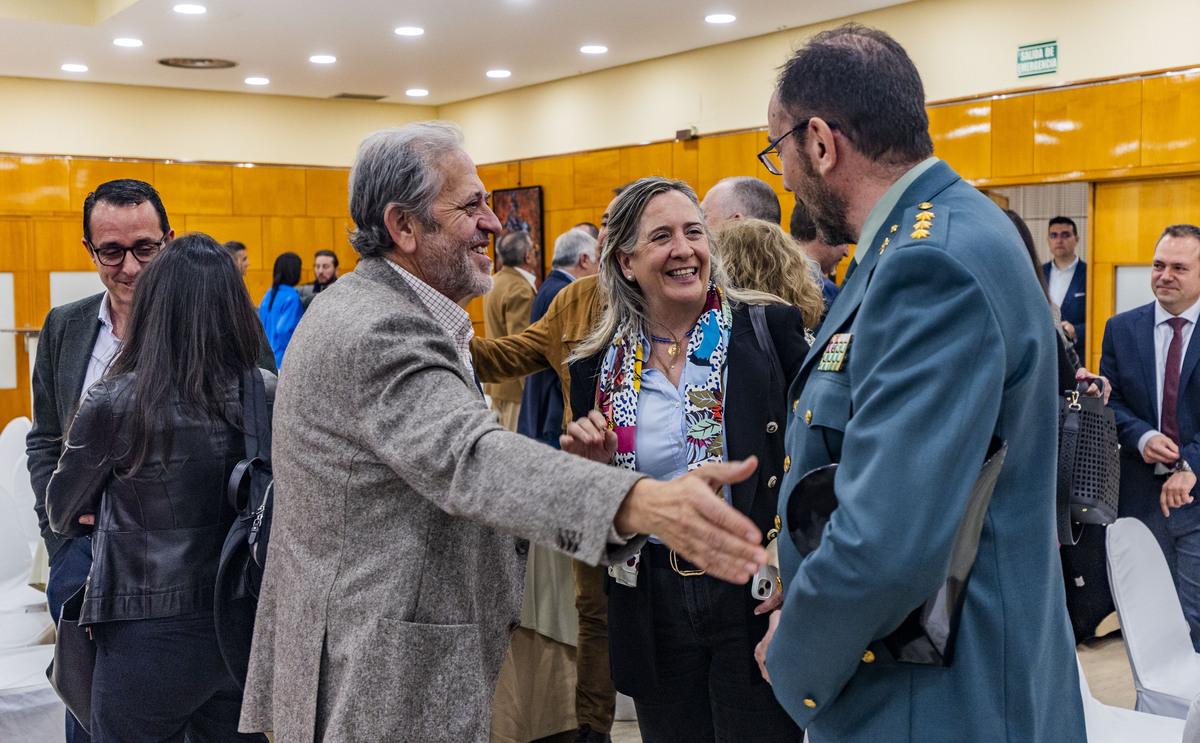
[
  {"xmin": 749, "ymin": 304, "xmax": 784, "ymax": 398},
  {"xmin": 227, "ymin": 369, "xmax": 270, "ymax": 512}
]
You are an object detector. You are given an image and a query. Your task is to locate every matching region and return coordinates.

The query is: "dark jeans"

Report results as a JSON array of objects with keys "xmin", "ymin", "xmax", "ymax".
[
  {"xmin": 47, "ymin": 536, "xmax": 93, "ymax": 743},
  {"xmin": 630, "ymin": 558, "xmax": 803, "ymax": 743},
  {"xmin": 89, "ymin": 610, "xmax": 266, "ymax": 743}
]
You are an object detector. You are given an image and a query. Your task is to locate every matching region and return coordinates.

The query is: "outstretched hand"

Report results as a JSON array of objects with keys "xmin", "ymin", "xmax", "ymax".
[{"xmin": 615, "ymin": 457, "xmax": 767, "ymax": 584}]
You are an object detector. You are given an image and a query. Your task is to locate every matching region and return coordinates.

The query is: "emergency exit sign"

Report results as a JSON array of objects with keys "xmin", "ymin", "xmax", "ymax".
[{"xmin": 1017, "ymin": 41, "xmax": 1058, "ymax": 78}]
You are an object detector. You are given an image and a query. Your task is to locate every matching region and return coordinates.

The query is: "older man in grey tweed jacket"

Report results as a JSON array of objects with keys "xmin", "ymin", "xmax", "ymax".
[{"xmin": 238, "ymin": 122, "xmax": 768, "ymax": 743}]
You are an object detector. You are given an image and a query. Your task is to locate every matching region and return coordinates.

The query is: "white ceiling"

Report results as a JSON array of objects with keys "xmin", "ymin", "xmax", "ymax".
[{"xmin": 0, "ymin": 0, "xmax": 911, "ymax": 106}]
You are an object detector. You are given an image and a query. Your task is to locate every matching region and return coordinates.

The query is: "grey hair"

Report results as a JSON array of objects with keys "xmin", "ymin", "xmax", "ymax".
[
  {"xmin": 1161, "ymin": 224, "xmax": 1200, "ymax": 245},
  {"xmin": 495, "ymin": 231, "xmax": 533, "ymax": 267},
  {"xmin": 721, "ymin": 176, "xmax": 782, "ymax": 225},
  {"xmin": 572, "ymin": 176, "xmax": 777, "ymax": 361},
  {"xmin": 550, "ymin": 229, "xmax": 597, "ymax": 269},
  {"xmin": 348, "ymin": 121, "xmax": 465, "ymax": 258}
]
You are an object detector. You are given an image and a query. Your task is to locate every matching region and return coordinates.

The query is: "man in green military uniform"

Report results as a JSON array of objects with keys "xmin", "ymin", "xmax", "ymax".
[{"xmin": 756, "ymin": 24, "xmax": 1085, "ymax": 743}]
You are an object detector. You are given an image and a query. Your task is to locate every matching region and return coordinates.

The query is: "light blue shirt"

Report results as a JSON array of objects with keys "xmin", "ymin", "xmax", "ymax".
[{"xmin": 633, "ymin": 331, "xmax": 729, "ymax": 542}]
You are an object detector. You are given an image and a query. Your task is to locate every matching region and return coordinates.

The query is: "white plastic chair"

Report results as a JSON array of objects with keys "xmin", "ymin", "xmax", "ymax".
[
  {"xmin": 1183, "ymin": 692, "xmax": 1200, "ymax": 743},
  {"xmin": 8, "ymin": 455, "xmax": 40, "ymax": 557},
  {"xmin": 0, "ymin": 645, "xmax": 66, "ymax": 740},
  {"xmin": 1107, "ymin": 517, "xmax": 1200, "ymax": 718},
  {"xmin": 0, "ymin": 481, "xmax": 46, "ymax": 613},
  {"xmin": 0, "ymin": 418, "xmax": 30, "ymax": 495},
  {"xmin": 1078, "ymin": 654, "xmax": 1185, "ymax": 740}
]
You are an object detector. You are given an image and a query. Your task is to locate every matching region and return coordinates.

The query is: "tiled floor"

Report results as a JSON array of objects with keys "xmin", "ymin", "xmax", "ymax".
[{"xmin": 609, "ymin": 614, "xmax": 1137, "ymax": 743}]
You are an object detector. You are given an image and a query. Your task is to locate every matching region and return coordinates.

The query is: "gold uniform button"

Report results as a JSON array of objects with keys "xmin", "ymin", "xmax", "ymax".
[
  {"xmin": 918, "ymin": 202, "xmax": 933, "ymax": 209},
  {"xmin": 889, "ymin": 224, "xmax": 898, "ymax": 233},
  {"xmin": 783, "ymin": 456, "xmax": 791, "ymax": 473},
  {"xmin": 804, "ymin": 698, "xmax": 817, "ymax": 708},
  {"xmin": 862, "ymin": 650, "xmax": 875, "ymax": 663},
  {"xmin": 805, "ymin": 409, "xmax": 812, "ymax": 425},
  {"xmin": 768, "ymin": 476, "xmax": 778, "ymax": 488},
  {"xmin": 766, "ymin": 421, "xmax": 779, "ymax": 434},
  {"xmin": 792, "ymin": 399, "xmax": 799, "ymax": 413}
]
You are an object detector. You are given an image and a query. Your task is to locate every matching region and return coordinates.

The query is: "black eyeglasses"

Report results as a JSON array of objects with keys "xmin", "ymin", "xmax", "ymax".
[
  {"xmin": 88, "ymin": 236, "xmax": 167, "ymax": 267},
  {"xmin": 757, "ymin": 119, "xmax": 838, "ymax": 176}
]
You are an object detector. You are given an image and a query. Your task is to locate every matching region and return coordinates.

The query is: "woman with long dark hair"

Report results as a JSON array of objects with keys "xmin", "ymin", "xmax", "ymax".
[
  {"xmin": 259, "ymin": 251, "xmax": 303, "ymax": 366},
  {"xmin": 46, "ymin": 232, "xmax": 271, "ymax": 742}
]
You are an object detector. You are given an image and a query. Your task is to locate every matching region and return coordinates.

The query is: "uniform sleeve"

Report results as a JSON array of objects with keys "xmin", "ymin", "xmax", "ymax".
[{"xmin": 765, "ymin": 246, "xmax": 1007, "ymax": 723}]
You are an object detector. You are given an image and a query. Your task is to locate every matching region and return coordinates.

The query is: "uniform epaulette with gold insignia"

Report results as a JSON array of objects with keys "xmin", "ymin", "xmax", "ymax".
[
  {"xmin": 911, "ymin": 203, "xmax": 935, "ymax": 239},
  {"xmin": 817, "ymin": 333, "xmax": 852, "ymax": 372}
]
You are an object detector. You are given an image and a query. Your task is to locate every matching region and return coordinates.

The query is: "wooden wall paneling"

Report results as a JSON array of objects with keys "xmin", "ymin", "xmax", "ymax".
[
  {"xmin": 1094, "ymin": 176, "xmax": 1200, "ymax": 265},
  {"xmin": 0, "ymin": 219, "xmax": 30, "ymax": 272},
  {"xmin": 573, "ymin": 150, "xmax": 622, "ymax": 209},
  {"xmin": 991, "ymin": 95, "xmax": 1034, "ymax": 179},
  {"xmin": 32, "ymin": 218, "xmax": 92, "ymax": 271},
  {"xmin": 1033, "ymin": 81, "xmax": 1142, "ymax": 175},
  {"xmin": 305, "ymin": 169, "xmax": 352, "ymax": 219},
  {"xmin": 620, "ymin": 142, "xmax": 673, "ymax": 186},
  {"xmin": 152, "ymin": 163, "xmax": 233, "ymax": 215},
  {"xmin": 232, "ymin": 166, "xmax": 307, "ymax": 217},
  {"xmin": 0, "ymin": 156, "xmax": 70, "ymax": 214},
  {"xmin": 68, "ymin": 160, "xmax": 156, "ymax": 211},
  {"xmin": 519, "ymin": 157, "xmax": 574, "ymax": 212},
  {"xmin": 671, "ymin": 140, "xmax": 699, "ymax": 189},
  {"xmin": 695, "ymin": 131, "xmax": 763, "ymax": 195},
  {"xmin": 478, "ymin": 162, "xmax": 521, "ymax": 193},
  {"xmin": 261, "ymin": 217, "xmax": 337, "ymax": 285},
  {"xmin": 1089, "ymin": 260, "xmax": 1114, "ymax": 371},
  {"xmin": 544, "ymin": 207, "xmax": 597, "ymax": 265},
  {"xmin": 1141, "ymin": 73, "xmax": 1200, "ymax": 168},
  {"xmin": 928, "ymin": 102, "xmax": 992, "ymax": 181},
  {"xmin": 12, "ymin": 269, "xmax": 36, "ymax": 328},
  {"xmin": 183, "ymin": 215, "xmax": 263, "ymax": 269},
  {"xmin": 244, "ymin": 270, "xmax": 273, "ymax": 308}
]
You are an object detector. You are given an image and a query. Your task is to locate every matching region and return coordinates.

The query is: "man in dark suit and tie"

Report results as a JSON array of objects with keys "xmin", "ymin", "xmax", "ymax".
[
  {"xmin": 1044, "ymin": 216, "xmax": 1087, "ymax": 360},
  {"xmin": 1101, "ymin": 223, "xmax": 1200, "ymax": 648}
]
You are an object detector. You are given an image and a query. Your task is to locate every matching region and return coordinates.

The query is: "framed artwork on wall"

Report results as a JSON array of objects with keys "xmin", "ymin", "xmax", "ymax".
[{"xmin": 492, "ymin": 185, "xmax": 544, "ymax": 282}]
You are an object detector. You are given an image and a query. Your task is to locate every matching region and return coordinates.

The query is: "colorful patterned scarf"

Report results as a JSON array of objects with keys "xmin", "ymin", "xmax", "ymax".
[{"xmin": 596, "ymin": 284, "xmax": 731, "ymax": 474}]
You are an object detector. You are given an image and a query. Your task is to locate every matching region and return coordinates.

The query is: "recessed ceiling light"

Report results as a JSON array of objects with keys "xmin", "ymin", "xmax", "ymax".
[
  {"xmin": 486, "ymin": 69, "xmax": 511, "ymax": 79},
  {"xmin": 113, "ymin": 38, "xmax": 143, "ymax": 48},
  {"xmin": 580, "ymin": 45, "xmax": 607, "ymax": 55},
  {"xmin": 173, "ymin": 4, "xmax": 207, "ymax": 15},
  {"xmin": 245, "ymin": 77, "xmax": 269, "ymax": 86},
  {"xmin": 61, "ymin": 63, "xmax": 88, "ymax": 73},
  {"xmin": 309, "ymin": 55, "xmax": 336, "ymax": 64},
  {"xmin": 405, "ymin": 88, "xmax": 429, "ymax": 97},
  {"xmin": 394, "ymin": 26, "xmax": 424, "ymax": 37},
  {"xmin": 705, "ymin": 13, "xmax": 736, "ymax": 24}
]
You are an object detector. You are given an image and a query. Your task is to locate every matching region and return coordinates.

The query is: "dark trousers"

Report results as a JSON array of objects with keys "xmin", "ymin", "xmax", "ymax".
[
  {"xmin": 630, "ymin": 556, "xmax": 802, "ymax": 743},
  {"xmin": 89, "ymin": 610, "xmax": 266, "ymax": 743},
  {"xmin": 574, "ymin": 560, "xmax": 615, "ymax": 733},
  {"xmin": 46, "ymin": 537, "xmax": 93, "ymax": 743}
]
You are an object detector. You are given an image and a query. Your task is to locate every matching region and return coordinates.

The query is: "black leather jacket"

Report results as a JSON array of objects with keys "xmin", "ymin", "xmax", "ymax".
[{"xmin": 46, "ymin": 371, "xmax": 276, "ymax": 625}]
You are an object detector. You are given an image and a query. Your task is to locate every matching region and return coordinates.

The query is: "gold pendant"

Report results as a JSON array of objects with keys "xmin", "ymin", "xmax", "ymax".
[{"xmin": 668, "ymin": 342, "xmax": 679, "ymax": 357}]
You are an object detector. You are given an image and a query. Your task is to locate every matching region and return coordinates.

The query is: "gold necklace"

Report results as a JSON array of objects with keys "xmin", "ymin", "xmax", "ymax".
[{"xmin": 650, "ymin": 327, "xmax": 694, "ymax": 358}]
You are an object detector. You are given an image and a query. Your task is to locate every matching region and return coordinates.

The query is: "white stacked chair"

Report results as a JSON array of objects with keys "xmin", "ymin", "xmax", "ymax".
[
  {"xmin": 8, "ymin": 455, "xmax": 40, "ymax": 558},
  {"xmin": 1107, "ymin": 517, "xmax": 1200, "ymax": 718},
  {"xmin": 0, "ymin": 645, "xmax": 66, "ymax": 741},
  {"xmin": 1077, "ymin": 654, "xmax": 1185, "ymax": 740}
]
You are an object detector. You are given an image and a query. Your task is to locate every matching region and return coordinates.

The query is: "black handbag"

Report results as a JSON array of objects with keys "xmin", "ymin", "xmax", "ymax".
[
  {"xmin": 214, "ymin": 368, "xmax": 274, "ymax": 688},
  {"xmin": 1056, "ymin": 380, "xmax": 1120, "ymax": 545},
  {"xmin": 45, "ymin": 585, "xmax": 95, "ymax": 733}
]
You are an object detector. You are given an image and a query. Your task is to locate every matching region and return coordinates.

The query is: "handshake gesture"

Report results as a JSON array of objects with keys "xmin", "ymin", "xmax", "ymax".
[{"xmin": 562, "ymin": 410, "xmax": 769, "ymax": 584}]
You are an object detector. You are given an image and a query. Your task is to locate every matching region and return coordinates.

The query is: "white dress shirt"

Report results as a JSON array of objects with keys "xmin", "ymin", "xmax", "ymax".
[
  {"xmin": 1136, "ymin": 297, "xmax": 1200, "ymax": 454},
  {"xmin": 1048, "ymin": 257, "xmax": 1079, "ymax": 309},
  {"xmin": 82, "ymin": 292, "xmax": 121, "ymax": 402}
]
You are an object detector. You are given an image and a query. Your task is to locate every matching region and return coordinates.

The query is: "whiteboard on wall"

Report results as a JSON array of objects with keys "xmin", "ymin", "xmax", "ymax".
[
  {"xmin": 0, "ymin": 273, "xmax": 14, "ymax": 389},
  {"xmin": 1115, "ymin": 266, "xmax": 1155, "ymax": 315},
  {"xmin": 49, "ymin": 272, "xmax": 105, "ymax": 309}
]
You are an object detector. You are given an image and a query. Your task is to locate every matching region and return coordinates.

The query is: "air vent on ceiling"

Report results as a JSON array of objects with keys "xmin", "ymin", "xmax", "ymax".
[
  {"xmin": 331, "ymin": 92, "xmax": 387, "ymax": 101},
  {"xmin": 158, "ymin": 58, "xmax": 237, "ymax": 69}
]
